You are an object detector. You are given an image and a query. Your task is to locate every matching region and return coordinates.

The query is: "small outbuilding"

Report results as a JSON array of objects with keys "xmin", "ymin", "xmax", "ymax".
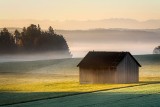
[{"xmin": 77, "ymin": 51, "xmax": 141, "ymax": 84}]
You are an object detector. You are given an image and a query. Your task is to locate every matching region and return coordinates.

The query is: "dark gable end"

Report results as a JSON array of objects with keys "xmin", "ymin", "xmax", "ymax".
[
  {"xmin": 127, "ymin": 52, "xmax": 141, "ymax": 67},
  {"xmin": 77, "ymin": 51, "xmax": 141, "ymax": 68}
]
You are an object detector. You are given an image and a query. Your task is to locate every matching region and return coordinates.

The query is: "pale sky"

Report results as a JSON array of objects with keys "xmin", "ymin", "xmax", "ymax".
[
  {"xmin": 0, "ymin": 0, "xmax": 160, "ymax": 21},
  {"xmin": 1, "ymin": 0, "xmax": 160, "ymax": 56}
]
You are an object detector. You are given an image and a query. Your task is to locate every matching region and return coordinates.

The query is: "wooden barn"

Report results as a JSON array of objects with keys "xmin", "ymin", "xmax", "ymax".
[{"xmin": 77, "ymin": 51, "xmax": 141, "ymax": 84}]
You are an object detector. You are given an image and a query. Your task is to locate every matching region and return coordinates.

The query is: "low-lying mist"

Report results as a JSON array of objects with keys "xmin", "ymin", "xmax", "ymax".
[
  {"xmin": 56, "ymin": 29, "xmax": 160, "ymax": 57},
  {"xmin": 1, "ymin": 28, "xmax": 160, "ymax": 61},
  {"xmin": 0, "ymin": 51, "xmax": 72, "ymax": 63}
]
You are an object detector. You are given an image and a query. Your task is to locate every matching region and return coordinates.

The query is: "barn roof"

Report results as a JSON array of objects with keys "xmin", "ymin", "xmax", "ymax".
[{"xmin": 77, "ymin": 51, "xmax": 141, "ymax": 67}]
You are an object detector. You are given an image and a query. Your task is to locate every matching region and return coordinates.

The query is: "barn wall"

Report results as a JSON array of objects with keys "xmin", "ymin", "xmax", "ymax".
[
  {"xmin": 116, "ymin": 54, "xmax": 139, "ymax": 83},
  {"xmin": 79, "ymin": 68, "xmax": 93, "ymax": 84},
  {"xmin": 125, "ymin": 54, "xmax": 139, "ymax": 83},
  {"xmin": 116, "ymin": 59, "xmax": 126, "ymax": 83},
  {"xmin": 79, "ymin": 67, "xmax": 116, "ymax": 84}
]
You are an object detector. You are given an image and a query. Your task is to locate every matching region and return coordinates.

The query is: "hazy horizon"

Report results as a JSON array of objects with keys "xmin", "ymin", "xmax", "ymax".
[
  {"xmin": 1, "ymin": 0, "xmax": 160, "ymax": 29},
  {"xmin": 1, "ymin": 28, "xmax": 159, "ymax": 57},
  {"xmin": 1, "ymin": 18, "xmax": 160, "ymax": 30},
  {"xmin": 1, "ymin": 0, "xmax": 160, "ymax": 58}
]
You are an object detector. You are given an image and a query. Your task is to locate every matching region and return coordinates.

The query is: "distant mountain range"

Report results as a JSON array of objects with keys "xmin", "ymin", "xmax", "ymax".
[
  {"xmin": 54, "ymin": 28, "xmax": 160, "ymax": 45},
  {"xmin": 1, "ymin": 27, "xmax": 160, "ymax": 44},
  {"xmin": 1, "ymin": 18, "xmax": 160, "ymax": 30}
]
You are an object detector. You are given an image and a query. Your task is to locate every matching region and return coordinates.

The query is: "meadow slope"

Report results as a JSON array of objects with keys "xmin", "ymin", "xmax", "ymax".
[
  {"xmin": 0, "ymin": 54, "xmax": 160, "ymax": 106},
  {"xmin": 0, "ymin": 54, "xmax": 160, "ymax": 76}
]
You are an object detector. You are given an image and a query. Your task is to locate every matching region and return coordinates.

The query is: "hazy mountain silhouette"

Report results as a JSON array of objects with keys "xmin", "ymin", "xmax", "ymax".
[{"xmin": 1, "ymin": 18, "xmax": 160, "ymax": 30}]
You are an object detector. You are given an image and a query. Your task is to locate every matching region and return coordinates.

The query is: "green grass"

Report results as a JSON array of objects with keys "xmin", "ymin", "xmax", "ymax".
[
  {"xmin": 0, "ymin": 58, "xmax": 81, "ymax": 75},
  {"xmin": 135, "ymin": 54, "xmax": 160, "ymax": 65},
  {"xmin": 0, "ymin": 54, "xmax": 160, "ymax": 76},
  {"xmin": 134, "ymin": 54, "xmax": 160, "ymax": 77},
  {"xmin": 0, "ymin": 54, "xmax": 160, "ymax": 106},
  {"xmin": 0, "ymin": 75, "xmax": 160, "ymax": 106},
  {"xmin": 3, "ymin": 83, "xmax": 160, "ymax": 107},
  {"xmin": 0, "ymin": 80, "xmax": 134, "ymax": 93},
  {"xmin": 0, "ymin": 74, "xmax": 137, "ymax": 106}
]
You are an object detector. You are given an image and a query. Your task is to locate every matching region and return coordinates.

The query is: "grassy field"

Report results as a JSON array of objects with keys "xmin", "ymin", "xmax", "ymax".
[
  {"xmin": 135, "ymin": 54, "xmax": 160, "ymax": 77},
  {"xmin": 0, "ymin": 54, "xmax": 160, "ymax": 106},
  {"xmin": 0, "ymin": 73, "xmax": 139, "ymax": 106},
  {"xmin": 4, "ymin": 83, "xmax": 160, "ymax": 107},
  {"xmin": 0, "ymin": 58, "xmax": 81, "ymax": 75}
]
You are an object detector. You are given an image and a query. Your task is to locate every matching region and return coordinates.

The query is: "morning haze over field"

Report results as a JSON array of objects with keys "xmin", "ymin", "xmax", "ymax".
[
  {"xmin": 1, "ymin": 0, "xmax": 160, "ymax": 107},
  {"xmin": 1, "ymin": 0, "xmax": 160, "ymax": 57}
]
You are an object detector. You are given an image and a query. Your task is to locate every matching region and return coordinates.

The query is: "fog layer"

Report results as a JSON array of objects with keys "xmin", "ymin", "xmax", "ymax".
[{"xmin": 56, "ymin": 29, "xmax": 160, "ymax": 57}]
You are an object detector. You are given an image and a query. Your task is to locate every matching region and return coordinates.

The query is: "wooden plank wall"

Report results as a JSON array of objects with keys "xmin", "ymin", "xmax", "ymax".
[
  {"xmin": 79, "ymin": 53, "xmax": 139, "ymax": 84},
  {"xmin": 116, "ymin": 54, "xmax": 139, "ymax": 83},
  {"xmin": 79, "ymin": 67, "xmax": 116, "ymax": 84},
  {"xmin": 126, "ymin": 54, "xmax": 139, "ymax": 83}
]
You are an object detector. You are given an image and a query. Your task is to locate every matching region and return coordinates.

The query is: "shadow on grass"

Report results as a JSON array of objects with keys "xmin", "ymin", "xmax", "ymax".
[
  {"xmin": 0, "ymin": 91, "xmax": 160, "ymax": 107},
  {"xmin": 0, "ymin": 81, "xmax": 160, "ymax": 107},
  {"xmin": 0, "ymin": 91, "xmax": 79, "ymax": 106}
]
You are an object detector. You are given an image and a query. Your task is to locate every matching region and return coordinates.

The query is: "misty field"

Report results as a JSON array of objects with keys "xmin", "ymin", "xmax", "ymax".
[{"xmin": 0, "ymin": 54, "xmax": 160, "ymax": 106}]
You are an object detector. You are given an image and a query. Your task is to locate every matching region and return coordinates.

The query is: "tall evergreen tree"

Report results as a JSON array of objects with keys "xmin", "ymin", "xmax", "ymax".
[
  {"xmin": 48, "ymin": 26, "xmax": 54, "ymax": 34},
  {"xmin": 0, "ymin": 28, "xmax": 16, "ymax": 53},
  {"xmin": 0, "ymin": 24, "xmax": 71, "ymax": 57}
]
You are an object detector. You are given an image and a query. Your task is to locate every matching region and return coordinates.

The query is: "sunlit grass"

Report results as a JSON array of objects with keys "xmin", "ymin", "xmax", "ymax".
[
  {"xmin": 2, "ymin": 81, "xmax": 136, "ymax": 92},
  {"xmin": 0, "ymin": 75, "xmax": 160, "ymax": 106},
  {"xmin": 1, "ymin": 74, "xmax": 160, "ymax": 93},
  {"xmin": 140, "ymin": 64, "xmax": 160, "ymax": 77},
  {"xmin": 140, "ymin": 76, "xmax": 160, "ymax": 82},
  {"xmin": 0, "ymin": 56, "xmax": 160, "ymax": 106},
  {"xmin": 0, "ymin": 75, "xmax": 138, "ymax": 106},
  {"xmin": 0, "ymin": 76, "xmax": 159, "ymax": 106},
  {"xmin": 0, "ymin": 79, "xmax": 136, "ymax": 92}
]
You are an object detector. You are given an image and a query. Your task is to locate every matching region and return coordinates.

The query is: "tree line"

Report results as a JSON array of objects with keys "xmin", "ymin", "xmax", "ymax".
[{"xmin": 0, "ymin": 24, "xmax": 71, "ymax": 56}]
